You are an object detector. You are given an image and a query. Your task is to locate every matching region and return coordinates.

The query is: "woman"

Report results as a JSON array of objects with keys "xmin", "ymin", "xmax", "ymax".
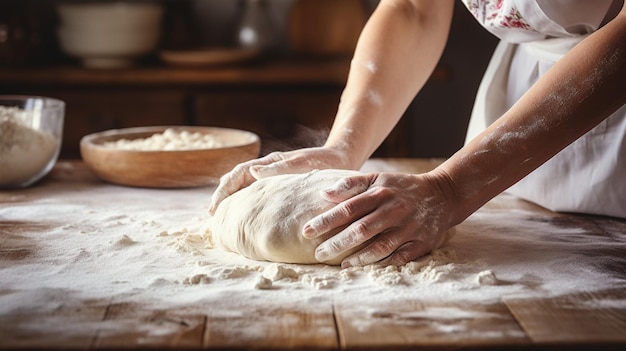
[{"xmin": 209, "ymin": 0, "xmax": 626, "ymax": 268}]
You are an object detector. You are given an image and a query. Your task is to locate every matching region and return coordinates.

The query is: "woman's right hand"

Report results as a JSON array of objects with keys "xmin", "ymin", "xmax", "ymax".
[{"xmin": 208, "ymin": 146, "xmax": 353, "ymax": 215}]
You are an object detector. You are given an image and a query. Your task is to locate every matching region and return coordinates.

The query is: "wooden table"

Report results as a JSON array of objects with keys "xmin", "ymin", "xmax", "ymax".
[{"xmin": 1, "ymin": 159, "xmax": 625, "ymax": 350}]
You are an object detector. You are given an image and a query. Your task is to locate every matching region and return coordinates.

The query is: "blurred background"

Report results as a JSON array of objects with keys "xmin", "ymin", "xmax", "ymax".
[{"xmin": 0, "ymin": 0, "xmax": 498, "ymax": 159}]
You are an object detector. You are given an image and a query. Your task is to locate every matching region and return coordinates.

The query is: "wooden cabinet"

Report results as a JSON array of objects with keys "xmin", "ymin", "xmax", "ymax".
[
  {"xmin": 2, "ymin": 0, "xmax": 489, "ymax": 160},
  {"xmin": 41, "ymin": 90, "xmax": 187, "ymax": 158},
  {"xmin": 1, "ymin": 59, "xmax": 429, "ymax": 159},
  {"xmin": 193, "ymin": 88, "xmax": 339, "ymax": 154}
]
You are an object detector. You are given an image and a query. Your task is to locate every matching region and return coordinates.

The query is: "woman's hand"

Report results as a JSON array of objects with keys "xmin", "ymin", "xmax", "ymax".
[
  {"xmin": 302, "ymin": 171, "xmax": 456, "ymax": 268},
  {"xmin": 208, "ymin": 146, "xmax": 354, "ymax": 215}
]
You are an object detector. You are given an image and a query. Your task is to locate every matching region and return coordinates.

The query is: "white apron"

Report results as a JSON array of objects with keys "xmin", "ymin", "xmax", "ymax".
[{"xmin": 462, "ymin": 0, "xmax": 626, "ymax": 218}]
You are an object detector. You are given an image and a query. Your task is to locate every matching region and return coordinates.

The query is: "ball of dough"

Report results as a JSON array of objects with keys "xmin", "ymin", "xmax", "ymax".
[
  {"xmin": 209, "ymin": 169, "xmax": 455, "ymax": 265},
  {"xmin": 210, "ymin": 169, "xmax": 362, "ymax": 265}
]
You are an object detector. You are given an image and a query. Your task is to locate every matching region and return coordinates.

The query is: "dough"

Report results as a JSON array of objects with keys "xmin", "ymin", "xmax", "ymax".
[
  {"xmin": 210, "ymin": 169, "xmax": 359, "ymax": 264},
  {"xmin": 210, "ymin": 169, "xmax": 454, "ymax": 265}
]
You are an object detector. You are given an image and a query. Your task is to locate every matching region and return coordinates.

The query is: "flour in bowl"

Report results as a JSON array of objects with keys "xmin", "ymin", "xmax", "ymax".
[
  {"xmin": 103, "ymin": 128, "xmax": 224, "ymax": 151},
  {"xmin": 0, "ymin": 106, "xmax": 58, "ymax": 185}
]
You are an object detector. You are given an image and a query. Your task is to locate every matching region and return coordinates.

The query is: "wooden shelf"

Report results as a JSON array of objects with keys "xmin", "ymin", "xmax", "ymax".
[
  {"xmin": 0, "ymin": 58, "xmax": 449, "ymax": 88},
  {"xmin": 0, "ymin": 58, "xmax": 354, "ymax": 88},
  {"xmin": 0, "ymin": 59, "xmax": 449, "ymax": 159}
]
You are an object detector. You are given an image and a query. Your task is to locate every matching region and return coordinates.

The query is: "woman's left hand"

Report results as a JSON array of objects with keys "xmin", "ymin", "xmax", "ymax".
[{"xmin": 302, "ymin": 172, "xmax": 455, "ymax": 268}]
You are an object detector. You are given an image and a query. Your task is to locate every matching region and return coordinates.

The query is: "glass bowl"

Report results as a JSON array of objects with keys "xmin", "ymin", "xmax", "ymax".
[{"xmin": 0, "ymin": 96, "xmax": 65, "ymax": 189}]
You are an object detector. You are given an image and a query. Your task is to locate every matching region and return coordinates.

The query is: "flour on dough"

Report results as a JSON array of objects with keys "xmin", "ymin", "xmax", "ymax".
[{"xmin": 209, "ymin": 169, "xmax": 454, "ymax": 265}]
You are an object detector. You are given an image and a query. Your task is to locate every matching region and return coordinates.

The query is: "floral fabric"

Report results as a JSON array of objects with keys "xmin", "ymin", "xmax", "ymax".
[
  {"xmin": 460, "ymin": 0, "xmax": 616, "ymax": 42},
  {"xmin": 463, "ymin": 0, "xmax": 533, "ymax": 31}
]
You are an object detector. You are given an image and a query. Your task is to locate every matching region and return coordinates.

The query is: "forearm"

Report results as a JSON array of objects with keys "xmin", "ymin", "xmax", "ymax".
[
  {"xmin": 437, "ymin": 6, "xmax": 626, "ymax": 223},
  {"xmin": 324, "ymin": 0, "xmax": 454, "ymax": 168}
]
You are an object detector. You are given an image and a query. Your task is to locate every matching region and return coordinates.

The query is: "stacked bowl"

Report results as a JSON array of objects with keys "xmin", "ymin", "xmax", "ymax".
[{"xmin": 56, "ymin": 1, "xmax": 164, "ymax": 69}]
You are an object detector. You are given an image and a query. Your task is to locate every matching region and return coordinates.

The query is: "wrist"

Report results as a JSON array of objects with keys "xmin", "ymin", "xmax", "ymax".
[
  {"xmin": 322, "ymin": 139, "xmax": 367, "ymax": 170},
  {"xmin": 424, "ymin": 167, "xmax": 478, "ymax": 227}
]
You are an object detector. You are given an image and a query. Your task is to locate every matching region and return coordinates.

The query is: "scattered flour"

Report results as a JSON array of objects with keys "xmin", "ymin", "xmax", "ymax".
[
  {"xmin": 102, "ymin": 128, "xmax": 224, "ymax": 151},
  {"xmin": 111, "ymin": 234, "xmax": 137, "ymax": 249},
  {"xmin": 0, "ymin": 106, "xmax": 58, "ymax": 186},
  {"xmin": 0, "ymin": 162, "xmax": 624, "ymax": 327},
  {"xmin": 254, "ymin": 275, "xmax": 273, "ymax": 290},
  {"xmin": 183, "ymin": 274, "xmax": 211, "ymax": 285},
  {"xmin": 476, "ymin": 270, "xmax": 500, "ymax": 286},
  {"xmin": 262, "ymin": 263, "xmax": 302, "ymax": 281}
]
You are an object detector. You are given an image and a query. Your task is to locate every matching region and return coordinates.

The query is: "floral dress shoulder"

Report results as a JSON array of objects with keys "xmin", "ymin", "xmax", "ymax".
[{"xmin": 460, "ymin": 0, "xmax": 617, "ymax": 42}]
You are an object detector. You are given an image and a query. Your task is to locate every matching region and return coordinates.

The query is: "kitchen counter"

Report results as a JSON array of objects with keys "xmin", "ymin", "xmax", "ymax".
[{"xmin": 1, "ymin": 159, "xmax": 625, "ymax": 350}]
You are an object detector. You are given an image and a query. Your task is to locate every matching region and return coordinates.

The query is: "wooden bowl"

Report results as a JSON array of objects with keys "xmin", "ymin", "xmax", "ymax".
[{"xmin": 80, "ymin": 126, "xmax": 260, "ymax": 188}]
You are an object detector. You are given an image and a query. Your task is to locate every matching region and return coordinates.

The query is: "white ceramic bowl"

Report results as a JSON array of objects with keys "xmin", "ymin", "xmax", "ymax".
[
  {"xmin": 56, "ymin": 1, "xmax": 164, "ymax": 68},
  {"xmin": 0, "ymin": 96, "xmax": 65, "ymax": 189},
  {"xmin": 57, "ymin": 1, "xmax": 163, "ymax": 30}
]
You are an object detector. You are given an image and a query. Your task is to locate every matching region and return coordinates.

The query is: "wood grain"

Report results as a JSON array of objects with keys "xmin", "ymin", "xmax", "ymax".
[
  {"xmin": 0, "ymin": 296, "xmax": 109, "ymax": 349},
  {"xmin": 204, "ymin": 305, "xmax": 338, "ymax": 350},
  {"xmin": 505, "ymin": 289, "xmax": 626, "ymax": 344},
  {"xmin": 335, "ymin": 300, "xmax": 530, "ymax": 349},
  {"xmin": 0, "ymin": 221, "xmax": 50, "ymax": 261},
  {"xmin": 93, "ymin": 302, "xmax": 205, "ymax": 349}
]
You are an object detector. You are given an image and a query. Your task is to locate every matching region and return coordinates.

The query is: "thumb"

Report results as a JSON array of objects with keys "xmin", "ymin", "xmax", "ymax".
[
  {"xmin": 250, "ymin": 162, "xmax": 287, "ymax": 179},
  {"xmin": 321, "ymin": 176, "xmax": 370, "ymax": 203}
]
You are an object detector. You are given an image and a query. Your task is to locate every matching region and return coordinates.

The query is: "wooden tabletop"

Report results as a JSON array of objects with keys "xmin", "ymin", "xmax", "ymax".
[{"xmin": 1, "ymin": 159, "xmax": 625, "ymax": 350}]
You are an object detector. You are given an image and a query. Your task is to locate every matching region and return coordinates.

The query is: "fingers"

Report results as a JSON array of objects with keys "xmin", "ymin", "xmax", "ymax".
[
  {"xmin": 338, "ymin": 222, "xmax": 444, "ymax": 267},
  {"xmin": 208, "ymin": 163, "xmax": 251, "ymax": 215},
  {"xmin": 248, "ymin": 152, "xmax": 287, "ymax": 179},
  {"xmin": 304, "ymin": 172, "xmax": 448, "ymax": 267},
  {"xmin": 339, "ymin": 229, "xmax": 411, "ymax": 268},
  {"xmin": 250, "ymin": 160, "xmax": 302, "ymax": 179},
  {"xmin": 314, "ymin": 211, "xmax": 388, "ymax": 263},
  {"xmin": 250, "ymin": 150, "xmax": 335, "ymax": 179},
  {"xmin": 320, "ymin": 175, "xmax": 371, "ymax": 203},
  {"xmin": 209, "ymin": 149, "xmax": 340, "ymax": 215},
  {"xmin": 208, "ymin": 153, "xmax": 284, "ymax": 215},
  {"xmin": 349, "ymin": 239, "xmax": 433, "ymax": 268},
  {"xmin": 303, "ymin": 175, "xmax": 374, "ymax": 239}
]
